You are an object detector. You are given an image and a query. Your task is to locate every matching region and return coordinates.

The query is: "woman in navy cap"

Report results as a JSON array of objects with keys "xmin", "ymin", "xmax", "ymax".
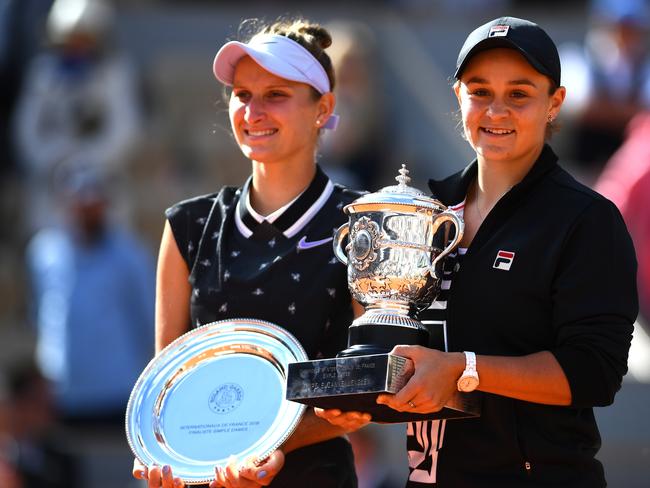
[
  {"xmin": 133, "ymin": 18, "xmax": 369, "ymax": 488},
  {"xmin": 321, "ymin": 16, "xmax": 638, "ymax": 487}
]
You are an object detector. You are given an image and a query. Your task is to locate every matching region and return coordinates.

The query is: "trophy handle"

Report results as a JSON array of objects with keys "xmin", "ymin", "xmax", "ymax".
[
  {"xmin": 333, "ymin": 223, "xmax": 349, "ymax": 265},
  {"xmin": 429, "ymin": 210, "xmax": 464, "ymax": 280}
]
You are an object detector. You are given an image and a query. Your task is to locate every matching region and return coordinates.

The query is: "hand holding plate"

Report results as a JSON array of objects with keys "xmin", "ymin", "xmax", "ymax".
[
  {"xmin": 134, "ymin": 463, "xmax": 184, "ymax": 488},
  {"xmin": 313, "ymin": 408, "xmax": 372, "ymax": 432},
  {"xmin": 211, "ymin": 450, "xmax": 284, "ymax": 487}
]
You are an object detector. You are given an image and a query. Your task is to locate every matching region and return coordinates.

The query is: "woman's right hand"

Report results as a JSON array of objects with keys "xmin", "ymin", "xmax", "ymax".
[
  {"xmin": 133, "ymin": 459, "xmax": 184, "ymax": 488},
  {"xmin": 313, "ymin": 408, "xmax": 371, "ymax": 432}
]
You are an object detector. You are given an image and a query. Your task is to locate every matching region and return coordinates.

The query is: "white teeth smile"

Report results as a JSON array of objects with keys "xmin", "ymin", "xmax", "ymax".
[
  {"xmin": 247, "ymin": 129, "xmax": 276, "ymax": 136},
  {"xmin": 483, "ymin": 128, "xmax": 513, "ymax": 135}
]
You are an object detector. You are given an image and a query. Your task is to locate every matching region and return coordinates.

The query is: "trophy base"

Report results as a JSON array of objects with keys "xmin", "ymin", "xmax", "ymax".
[
  {"xmin": 286, "ymin": 353, "xmax": 481, "ymax": 423},
  {"xmin": 337, "ymin": 322, "xmax": 429, "ymax": 358}
]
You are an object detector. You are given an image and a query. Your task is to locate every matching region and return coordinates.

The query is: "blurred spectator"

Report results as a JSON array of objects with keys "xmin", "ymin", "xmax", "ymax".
[
  {"xmin": 0, "ymin": 0, "xmax": 52, "ymax": 246},
  {"xmin": 319, "ymin": 20, "xmax": 389, "ymax": 190},
  {"xmin": 0, "ymin": 370, "xmax": 23, "ymax": 488},
  {"xmin": 595, "ymin": 112, "xmax": 650, "ymax": 328},
  {"xmin": 560, "ymin": 0, "xmax": 650, "ymax": 176},
  {"xmin": 0, "ymin": 454, "xmax": 22, "ymax": 488},
  {"xmin": 25, "ymin": 164, "xmax": 155, "ymax": 427},
  {"xmin": 0, "ymin": 0, "xmax": 52, "ymax": 176},
  {"xmin": 1, "ymin": 361, "xmax": 76, "ymax": 488},
  {"xmin": 12, "ymin": 0, "xmax": 142, "ymax": 231}
]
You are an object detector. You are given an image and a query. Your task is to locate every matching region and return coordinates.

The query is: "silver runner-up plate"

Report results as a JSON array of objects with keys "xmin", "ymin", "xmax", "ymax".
[{"xmin": 125, "ymin": 319, "xmax": 308, "ymax": 485}]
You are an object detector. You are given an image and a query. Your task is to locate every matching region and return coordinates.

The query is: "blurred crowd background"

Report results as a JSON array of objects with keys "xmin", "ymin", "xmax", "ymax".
[{"xmin": 1, "ymin": 0, "xmax": 649, "ymax": 487}]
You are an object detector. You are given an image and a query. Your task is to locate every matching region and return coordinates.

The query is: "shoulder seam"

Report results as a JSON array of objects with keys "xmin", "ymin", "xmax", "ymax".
[{"xmin": 547, "ymin": 168, "xmax": 606, "ymax": 202}]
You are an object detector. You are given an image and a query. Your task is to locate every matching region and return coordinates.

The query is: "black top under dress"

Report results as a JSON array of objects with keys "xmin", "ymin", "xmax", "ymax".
[{"xmin": 165, "ymin": 166, "xmax": 362, "ymax": 487}]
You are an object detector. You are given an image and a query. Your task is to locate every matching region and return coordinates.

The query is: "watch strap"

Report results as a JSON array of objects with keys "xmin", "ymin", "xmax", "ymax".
[{"xmin": 463, "ymin": 351, "xmax": 477, "ymax": 374}]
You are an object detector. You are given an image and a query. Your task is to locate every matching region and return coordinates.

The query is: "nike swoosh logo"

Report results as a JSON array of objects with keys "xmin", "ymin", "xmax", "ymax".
[{"xmin": 297, "ymin": 236, "xmax": 333, "ymax": 251}]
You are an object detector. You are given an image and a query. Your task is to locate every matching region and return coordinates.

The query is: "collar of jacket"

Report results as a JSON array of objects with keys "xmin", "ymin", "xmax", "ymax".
[
  {"xmin": 428, "ymin": 144, "xmax": 559, "ymax": 255},
  {"xmin": 427, "ymin": 144, "xmax": 559, "ymax": 206}
]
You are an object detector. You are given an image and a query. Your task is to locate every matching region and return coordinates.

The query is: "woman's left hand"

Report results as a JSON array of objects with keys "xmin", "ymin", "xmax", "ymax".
[
  {"xmin": 210, "ymin": 449, "xmax": 284, "ymax": 488},
  {"xmin": 138, "ymin": 464, "xmax": 185, "ymax": 488},
  {"xmin": 313, "ymin": 408, "xmax": 371, "ymax": 432},
  {"xmin": 376, "ymin": 346, "xmax": 465, "ymax": 414}
]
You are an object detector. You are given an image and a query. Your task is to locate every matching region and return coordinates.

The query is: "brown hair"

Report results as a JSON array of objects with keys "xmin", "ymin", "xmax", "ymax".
[{"xmin": 242, "ymin": 18, "xmax": 336, "ymax": 95}]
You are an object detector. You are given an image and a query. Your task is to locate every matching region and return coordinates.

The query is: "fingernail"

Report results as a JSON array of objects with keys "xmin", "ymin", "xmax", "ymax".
[
  {"xmin": 257, "ymin": 470, "xmax": 268, "ymax": 479},
  {"xmin": 163, "ymin": 465, "xmax": 171, "ymax": 475}
]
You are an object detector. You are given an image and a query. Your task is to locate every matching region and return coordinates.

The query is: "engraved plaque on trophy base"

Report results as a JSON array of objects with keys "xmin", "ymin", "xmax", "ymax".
[{"xmin": 286, "ymin": 353, "xmax": 480, "ymax": 423}]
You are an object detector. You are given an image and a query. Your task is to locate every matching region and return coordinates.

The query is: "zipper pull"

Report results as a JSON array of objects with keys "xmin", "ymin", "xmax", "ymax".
[{"xmin": 524, "ymin": 461, "xmax": 532, "ymax": 474}]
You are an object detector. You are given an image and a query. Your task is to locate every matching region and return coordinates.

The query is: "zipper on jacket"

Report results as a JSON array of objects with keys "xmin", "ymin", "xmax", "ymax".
[{"xmin": 514, "ymin": 403, "xmax": 533, "ymax": 477}]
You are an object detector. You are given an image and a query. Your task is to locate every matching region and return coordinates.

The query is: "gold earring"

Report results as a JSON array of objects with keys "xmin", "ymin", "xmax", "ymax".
[{"xmin": 548, "ymin": 113, "xmax": 555, "ymax": 122}]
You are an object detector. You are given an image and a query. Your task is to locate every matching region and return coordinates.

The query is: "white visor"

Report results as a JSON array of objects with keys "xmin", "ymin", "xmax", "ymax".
[{"xmin": 213, "ymin": 33, "xmax": 339, "ymax": 130}]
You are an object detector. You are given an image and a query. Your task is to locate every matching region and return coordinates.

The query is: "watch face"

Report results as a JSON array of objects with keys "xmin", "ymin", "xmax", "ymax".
[{"xmin": 458, "ymin": 375, "xmax": 479, "ymax": 392}]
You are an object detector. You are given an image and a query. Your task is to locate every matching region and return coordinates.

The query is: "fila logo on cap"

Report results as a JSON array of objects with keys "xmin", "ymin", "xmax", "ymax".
[
  {"xmin": 488, "ymin": 25, "xmax": 509, "ymax": 37},
  {"xmin": 493, "ymin": 250, "xmax": 515, "ymax": 271}
]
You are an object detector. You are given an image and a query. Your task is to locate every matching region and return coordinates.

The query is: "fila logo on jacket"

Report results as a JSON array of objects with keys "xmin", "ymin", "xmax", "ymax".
[{"xmin": 493, "ymin": 250, "xmax": 515, "ymax": 271}]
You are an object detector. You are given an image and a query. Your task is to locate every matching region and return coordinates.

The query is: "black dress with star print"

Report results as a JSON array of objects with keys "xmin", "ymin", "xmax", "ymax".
[{"xmin": 165, "ymin": 166, "xmax": 362, "ymax": 487}]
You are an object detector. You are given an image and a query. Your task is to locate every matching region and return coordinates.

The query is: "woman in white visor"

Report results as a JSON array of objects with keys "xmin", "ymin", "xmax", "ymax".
[{"xmin": 133, "ymin": 18, "xmax": 369, "ymax": 488}]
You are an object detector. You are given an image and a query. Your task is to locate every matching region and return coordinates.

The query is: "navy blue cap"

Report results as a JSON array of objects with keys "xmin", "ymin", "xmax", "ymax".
[{"xmin": 455, "ymin": 17, "xmax": 561, "ymax": 87}]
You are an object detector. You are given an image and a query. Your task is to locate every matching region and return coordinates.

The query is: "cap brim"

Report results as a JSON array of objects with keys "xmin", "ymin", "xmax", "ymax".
[
  {"xmin": 454, "ymin": 37, "xmax": 550, "ymax": 81},
  {"xmin": 213, "ymin": 40, "xmax": 307, "ymax": 87}
]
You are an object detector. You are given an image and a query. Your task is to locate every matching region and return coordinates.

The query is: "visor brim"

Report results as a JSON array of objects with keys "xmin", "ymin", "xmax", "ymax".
[{"xmin": 213, "ymin": 41, "xmax": 312, "ymax": 88}]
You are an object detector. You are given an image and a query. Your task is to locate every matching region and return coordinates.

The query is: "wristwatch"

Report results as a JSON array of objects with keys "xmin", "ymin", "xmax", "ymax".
[{"xmin": 457, "ymin": 351, "xmax": 479, "ymax": 392}]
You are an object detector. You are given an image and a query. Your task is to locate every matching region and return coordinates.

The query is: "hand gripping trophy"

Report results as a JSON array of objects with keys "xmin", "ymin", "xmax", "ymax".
[{"xmin": 286, "ymin": 165, "xmax": 480, "ymax": 422}]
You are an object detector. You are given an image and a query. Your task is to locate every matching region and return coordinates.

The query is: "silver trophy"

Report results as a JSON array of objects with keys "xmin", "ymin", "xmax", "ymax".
[
  {"xmin": 287, "ymin": 166, "xmax": 480, "ymax": 422},
  {"xmin": 333, "ymin": 165, "xmax": 463, "ymax": 356}
]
